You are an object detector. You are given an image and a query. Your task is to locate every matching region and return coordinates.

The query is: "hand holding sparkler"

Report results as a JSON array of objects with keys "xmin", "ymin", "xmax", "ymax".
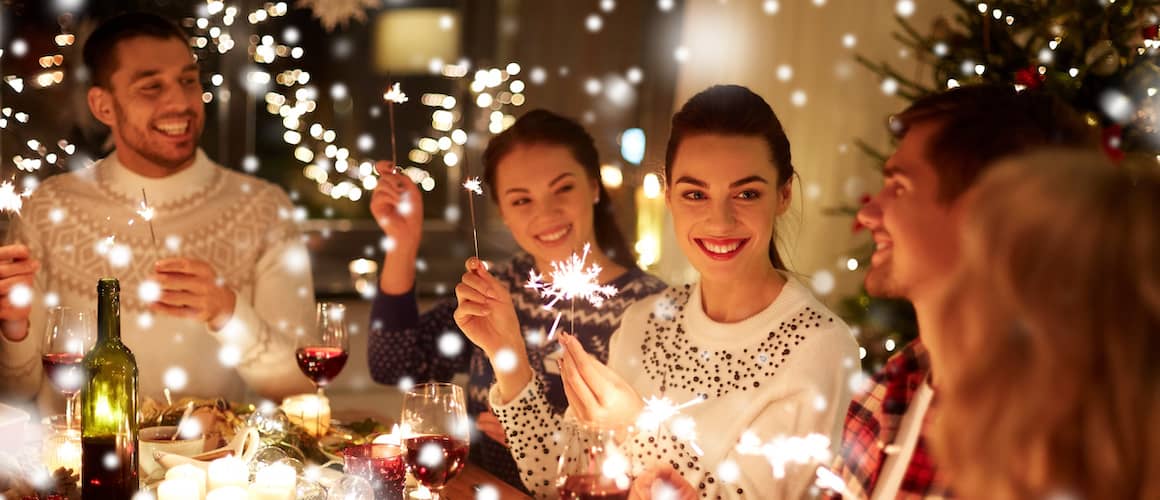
[
  {"xmin": 452, "ymin": 257, "xmax": 531, "ymax": 402},
  {"xmin": 557, "ymin": 331, "xmax": 643, "ymax": 429},
  {"xmin": 0, "ymin": 244, "xmax": 39, "ymax": 341},
  {"xmin": 371, "ymin": 161, "xmax": 424, "ymax": 294},
  {"xmin": 152, "ymin": 258, "xmax": 237, "ymax": 331}
]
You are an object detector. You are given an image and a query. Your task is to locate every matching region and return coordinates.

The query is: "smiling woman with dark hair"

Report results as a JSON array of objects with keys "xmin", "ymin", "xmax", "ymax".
[
  {"xmin": 366, "ymin": 109, "xmax": 665, "ymax": 491},
  {"xmin": 454, "ymin": 85, "xmax": 858, "ymax": 498}
]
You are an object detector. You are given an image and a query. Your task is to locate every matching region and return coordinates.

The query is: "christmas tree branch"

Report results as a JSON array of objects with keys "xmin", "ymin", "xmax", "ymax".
[{"xmin": 854, "ymin": 139, "xmax": 889, "ymax": 168}]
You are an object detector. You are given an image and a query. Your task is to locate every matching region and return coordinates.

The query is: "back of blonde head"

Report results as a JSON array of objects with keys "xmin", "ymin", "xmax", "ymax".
[{"xmin": 933, "ymin": 150, "xmax": 1160, "ymax": 499}]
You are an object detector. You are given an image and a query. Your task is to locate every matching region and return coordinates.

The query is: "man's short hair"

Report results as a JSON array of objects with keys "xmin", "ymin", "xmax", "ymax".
[
  {"xmin": 82, "ymin": 12, "xmax": 189, "ymax": 89},
  {"xmin": 891, "ymin": 84, "xmax": 1100, "ymax": 204}
]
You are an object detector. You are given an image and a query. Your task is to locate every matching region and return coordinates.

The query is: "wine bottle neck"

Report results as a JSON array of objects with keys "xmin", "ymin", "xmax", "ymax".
[{"xmin": 97, "ymin": 278, "xmax": 121, "ymax": 343}]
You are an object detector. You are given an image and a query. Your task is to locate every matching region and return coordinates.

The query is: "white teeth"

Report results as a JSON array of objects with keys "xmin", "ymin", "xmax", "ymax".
[
  {"xmin": 703, "ymin": 241, "xmax": 741, "ymax": 254},
  {"xmin": 875, "ymin": 242, "xmax": 890, "ymax": 250},
  {"xmin": 538, "ymin": 226, "xmax": 569, "ymax": 242},
  {"xmin": 156, "ymin": 122, "xmax": 188, "ymax": 136}
]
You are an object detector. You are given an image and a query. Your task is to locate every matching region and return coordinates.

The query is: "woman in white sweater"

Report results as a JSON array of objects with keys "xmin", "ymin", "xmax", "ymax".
[{"xmin": 453, "ymin": 85, "xmax": 858, "ymax": 498}]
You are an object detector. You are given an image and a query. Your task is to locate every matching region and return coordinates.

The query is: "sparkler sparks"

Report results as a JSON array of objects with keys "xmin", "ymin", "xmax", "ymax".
[
  {"xmin": 735, "ymin": 431, "xmax": 832, "ymax": 479},
  {"xmin": 525, "ymin": 243, "xmax": 619, "ymax": 341},
  {"xmin": 462, "ymin": 176, "xmax": 484, "ymax": 259},
  {"xmin": 0, "ymin": 181, "xmax": 26, "ymax": 216},
  {"xmin": 383, "ymin": 82, "xmax": 407, "ymax": 174},
  {"xmin": 138, "ymin": 188, "xmax": 157, "ymax": 248},
  {"xmin": 636, "ymin": 394, "xmax": 707, "ymax": 431}
]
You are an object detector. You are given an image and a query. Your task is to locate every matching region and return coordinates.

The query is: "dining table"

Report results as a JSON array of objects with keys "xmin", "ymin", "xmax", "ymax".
[{"xmin": 441, "ymin": 463, "xmax": 531, "ymax": 499}]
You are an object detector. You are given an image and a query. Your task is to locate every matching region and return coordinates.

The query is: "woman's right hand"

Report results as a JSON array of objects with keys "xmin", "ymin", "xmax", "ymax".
[
  {"xmin": 370, "ymin": 160, "xmax": 424, "ymax": 255},
  {"xmin": 452, "ymin": 258, "xmax": 532, "ymax": 403},
  {"xmin": 628, "ymin": 465, "xmax": 697, "ymax": 500}
]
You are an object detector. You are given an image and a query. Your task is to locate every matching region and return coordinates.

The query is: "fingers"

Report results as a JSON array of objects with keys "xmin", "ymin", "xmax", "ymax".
[
  {"xmin": 459, "ymin": 271, "xmax": 497, "ymax": 300},
  {"xmin": 560, "ymin": 353, "xmax": 600, "ymax": 419},
  {"xmin": 0, "ymin": 258, "xmax": 38, "ymax": 279},
  {"xmin": 374, "ymin": 160, "xmax": 397, "ymax": 176},
  {"xmin": 151, "ymin": 302, "xmax": 202, "ymax": 320},
  {"xmin": 155, "ymin": 258, "xmax": 214, "ymax": 278},
  {"xmin": 463, "ymin": 258, "xmax": 506, "ymax": 301},
  {"xmin": 452, "ymin": 301, "xmax": 491, "ymax": 320},
  {"xmin": 0, "ymin": 244, "xmax": 30, "ymax": 262},
  {"xmin": 454, "ymin": 282, "xmax": 492, "ymax": 307},
  {"xmin": 558, "ymin": 331, "xmax": 609, "ymax": 402},
  {"xmin": 153, "ymin": 273, "xmax": 209, "ymax": 296},
  {"xmin": 0, "ymin": 275, "xmax": 34, "ymax": 294}
]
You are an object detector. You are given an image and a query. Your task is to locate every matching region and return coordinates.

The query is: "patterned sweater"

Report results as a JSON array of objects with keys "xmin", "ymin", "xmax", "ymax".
[
  {"xmin": 0, "ymin": 149, "xmax": 316, "ymax": 407},
  {"xmin": 491, "ymin": 279, "xmax": 859, "ymax": 499},
  {"xmin": 367, "ymin": 252, "xmax": 666, "ymax": 490}
]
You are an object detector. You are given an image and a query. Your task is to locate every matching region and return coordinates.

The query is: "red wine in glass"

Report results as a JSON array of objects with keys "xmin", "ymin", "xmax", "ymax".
[
  {"xmin": 42, "ymin": 352, "xmax": 86, "ymax": 393},
  {"xmin": 403, "ymin": 434, "xmax": 469, "ymax": 489},
  {"xmin": 295, "ymin": 346, "xmax": 348, "ymax": 387},
  {"xmin": 557, "ymin": 475, "xmax": 631, "ymax": 500}
]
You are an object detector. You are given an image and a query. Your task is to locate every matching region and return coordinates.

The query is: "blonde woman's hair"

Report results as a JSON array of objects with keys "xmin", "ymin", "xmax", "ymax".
[{"xmin": 933, "ymin": 149, "xmax": 1160, "ymax": 500}]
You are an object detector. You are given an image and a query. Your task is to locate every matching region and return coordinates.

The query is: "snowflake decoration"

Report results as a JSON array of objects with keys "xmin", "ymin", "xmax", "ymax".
[
  {"xmin": 297, "ymin": 0, "xmax": 379, "ymax": 32},
  {"xmin": 525, "ymin": 243, "xmax": 618, "ymax": 310},
  {"xmin": 462, "ymin": 177, "xmax": 483, "ymax": 196},
  {"xmin": 0, "ymin": 181, "xmax": 25, "ymax": 215},
  {"xmin": 383, "ymin": 82, "xmax": 409, "ymax": 104},
  {"xmin": 735, "ymin": 431, "xmax": 832, "ymax": 479}
]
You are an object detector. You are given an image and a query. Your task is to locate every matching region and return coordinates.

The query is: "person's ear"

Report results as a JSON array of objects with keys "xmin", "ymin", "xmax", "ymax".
[
  {"xmin": 87, "ymin": 87, "xmax": 117, "ymax": 127},
  {"xmin": 775, "ymin": 178, "xmax": 793, "ymax": 215}
]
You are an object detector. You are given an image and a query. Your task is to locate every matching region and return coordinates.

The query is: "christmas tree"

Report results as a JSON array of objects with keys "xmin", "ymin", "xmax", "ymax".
[{"xmin": 840, "ymin": 0, "xmax": 1160, "ymax": 369}]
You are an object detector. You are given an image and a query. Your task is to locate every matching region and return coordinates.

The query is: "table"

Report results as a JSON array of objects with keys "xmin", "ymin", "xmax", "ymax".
[{"xmin": 442, "ymin": 463, "xmax": 531, "ymax": 499}]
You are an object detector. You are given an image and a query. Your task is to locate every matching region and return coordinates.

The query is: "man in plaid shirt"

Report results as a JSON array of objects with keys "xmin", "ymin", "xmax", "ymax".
[{"xmin": 826, "ymin": 84, "xmax": 1099, "ymax": 499}]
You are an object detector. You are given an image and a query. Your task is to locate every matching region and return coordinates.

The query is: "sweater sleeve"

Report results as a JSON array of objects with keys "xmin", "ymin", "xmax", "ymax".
[
  {"xmin": 0, "ymin": 211, "xmax": 46, "ymax": 401},
  {"xmin": 366, "ymin": 290, "xmax": 472, "ymax": 385},
  {"xmin": 489, "ymin": 374, "xmax": 565, "ymax": 498},
  {"xmin": 206, "ymin": 235, "xmax": 316, "ymax": 401},
  {"xmin": 626, "ymin": 326, "xmax": 857, "ymax": 500}
]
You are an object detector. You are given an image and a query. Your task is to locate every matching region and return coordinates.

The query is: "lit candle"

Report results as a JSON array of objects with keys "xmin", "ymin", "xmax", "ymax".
[
  {"xmin": 207, "ymin": 455, "xmax": 248, "ymax": 491},
  {"xmin": 164, "ymin": 463, "xmax": 207, "ymax": 500},
  {"xmin": 249, "ymin": 462, "xmax": 296, "ymax": 500},
  {"xmin": 41, "ymin": 429, "xmax": 81, "ymax": 474},
  {"xmin": 281, "ymin": 394, "xmax": 331, "ymax": 437},
  {"xmin": 205, "ymin": 486, "xmax": 247, "ymax": 500},
  {"xmin": 157, "ymin": 477, "xmax": 202, "ymax": 500}
]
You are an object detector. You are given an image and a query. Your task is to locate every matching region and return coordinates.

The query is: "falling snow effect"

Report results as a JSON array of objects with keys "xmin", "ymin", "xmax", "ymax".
[{"xmin": 7, "ymin": 283, "xmax": 32, "ymax": 307}]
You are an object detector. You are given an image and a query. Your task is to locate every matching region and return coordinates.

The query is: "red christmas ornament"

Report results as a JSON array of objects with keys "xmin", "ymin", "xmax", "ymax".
[
  {"xmin": 1015, "ymin": 66, "xmax": 1045, "ymax": 90},
  {"xmin": 1143, "ymin": 25, "xmax": 1160, "ymax": 40},
  {"xmin": 1102, "ymin": 125, "xmax": 1125, "ymax": 164}
]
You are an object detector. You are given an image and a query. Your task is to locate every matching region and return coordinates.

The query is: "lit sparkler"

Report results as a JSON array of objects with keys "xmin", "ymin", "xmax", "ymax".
[
  {"xmin": 735, "ymin": 431, "xmax": 832, "ymax": 479},
  {"xmin": 636, "ymin": 394, "xmax": 707, "ymax": 431},
  {"xmin": 383, "ymin": 82, "xmax": 408, "ymax": 173},
  {"xmin": 463, "ymin": 177, "xmax": 483, "ymax": 260},
  {"xmin": 0, "ymin": 181, "xmax": 25, "ymax": 217},
  {"xmin": 138, "ymin": 188, "xmax": 158, "ymax": 249},
  {"xmin": 524, "ymin": 243, "xmax": 619, "ymax": 341}
]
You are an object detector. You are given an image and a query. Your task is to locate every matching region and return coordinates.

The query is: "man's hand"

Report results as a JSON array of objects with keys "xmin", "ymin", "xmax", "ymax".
[
  {"xmin": 152, "ymin": 258, "xmax": 236, "ymax": 330},
  {"xmin": 476, "ymin": 410, "xmax": 507, "ymax": 447},
  {"xmin": 557, "ymin": 331, "xmax": 644, "ymax": 429},
  {"xmin": 0, "ymin": 244, "xmax": 39, "ymax": 341}
]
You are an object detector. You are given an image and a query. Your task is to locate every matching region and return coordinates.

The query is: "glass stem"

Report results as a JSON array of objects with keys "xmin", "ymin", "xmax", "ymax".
[{"xmin": 66, "ymin": 392, "xmax": 75, "ymax": 432}]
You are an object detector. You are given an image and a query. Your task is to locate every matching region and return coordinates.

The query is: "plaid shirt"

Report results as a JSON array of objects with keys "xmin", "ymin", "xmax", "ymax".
[{"xmin": 827, "ymin": 340, "xmax": 953, "ymax": 499}]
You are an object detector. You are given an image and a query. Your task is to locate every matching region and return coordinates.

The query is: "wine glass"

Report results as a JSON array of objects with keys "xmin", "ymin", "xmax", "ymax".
[
  {"xmin": 40, "ymin": 306, "xmax": 96, "ymax": 432},
  {"xmin": 556, "ymin": 420, "xmax": 633, "ymax": 500},
  {"xmin": 295, "ymin": 302, "xmax": 350, "ymax": 396},
  {"xmin": 401, "ymin": 383, "xmax": 470, "ymax": 499}
]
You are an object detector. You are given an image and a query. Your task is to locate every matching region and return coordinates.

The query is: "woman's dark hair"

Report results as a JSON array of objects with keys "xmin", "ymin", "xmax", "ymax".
[
  {"xmin": 482, "ymin": 109, "xmax": 637, "ymax": 270},
  {"xmin": 664, "ymin": 85, "xmax": 794, "ymax": 270},
  {"xmin": 83, "ymin": 12, "xmax": 189, "ymax": 89}
]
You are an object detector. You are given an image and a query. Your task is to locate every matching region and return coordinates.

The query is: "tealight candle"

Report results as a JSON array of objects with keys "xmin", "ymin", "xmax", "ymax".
[
  {"xmin": 205, "ymin": 486, "xmax": 247, "ymax": 500},
  {"xmin": 157, "ymin": 477, "xmax": 202, "ymax": 500},
  {"xmin": 249, "ymin": 462, "xmax": 296, "ymax": 500},
  {"xmin": 281, "ymin": 394, "xmax": 331, "ymax": 437},
  {"xmin": 41, "ymin": 429, "xmax": 81, "ymax": 474},
  {"xmin": 164, "ymin": 463, "xmax": 207, "ymax": 500},
  {"xmin": 207, "ymin": 455, "xmax": 248, "ymax": 490}
]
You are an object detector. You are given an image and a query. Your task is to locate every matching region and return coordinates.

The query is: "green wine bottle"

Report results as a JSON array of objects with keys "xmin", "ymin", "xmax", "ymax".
[{"xmin": 81, "ymin": 278, "xmax": 139, "ymax": 498}]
